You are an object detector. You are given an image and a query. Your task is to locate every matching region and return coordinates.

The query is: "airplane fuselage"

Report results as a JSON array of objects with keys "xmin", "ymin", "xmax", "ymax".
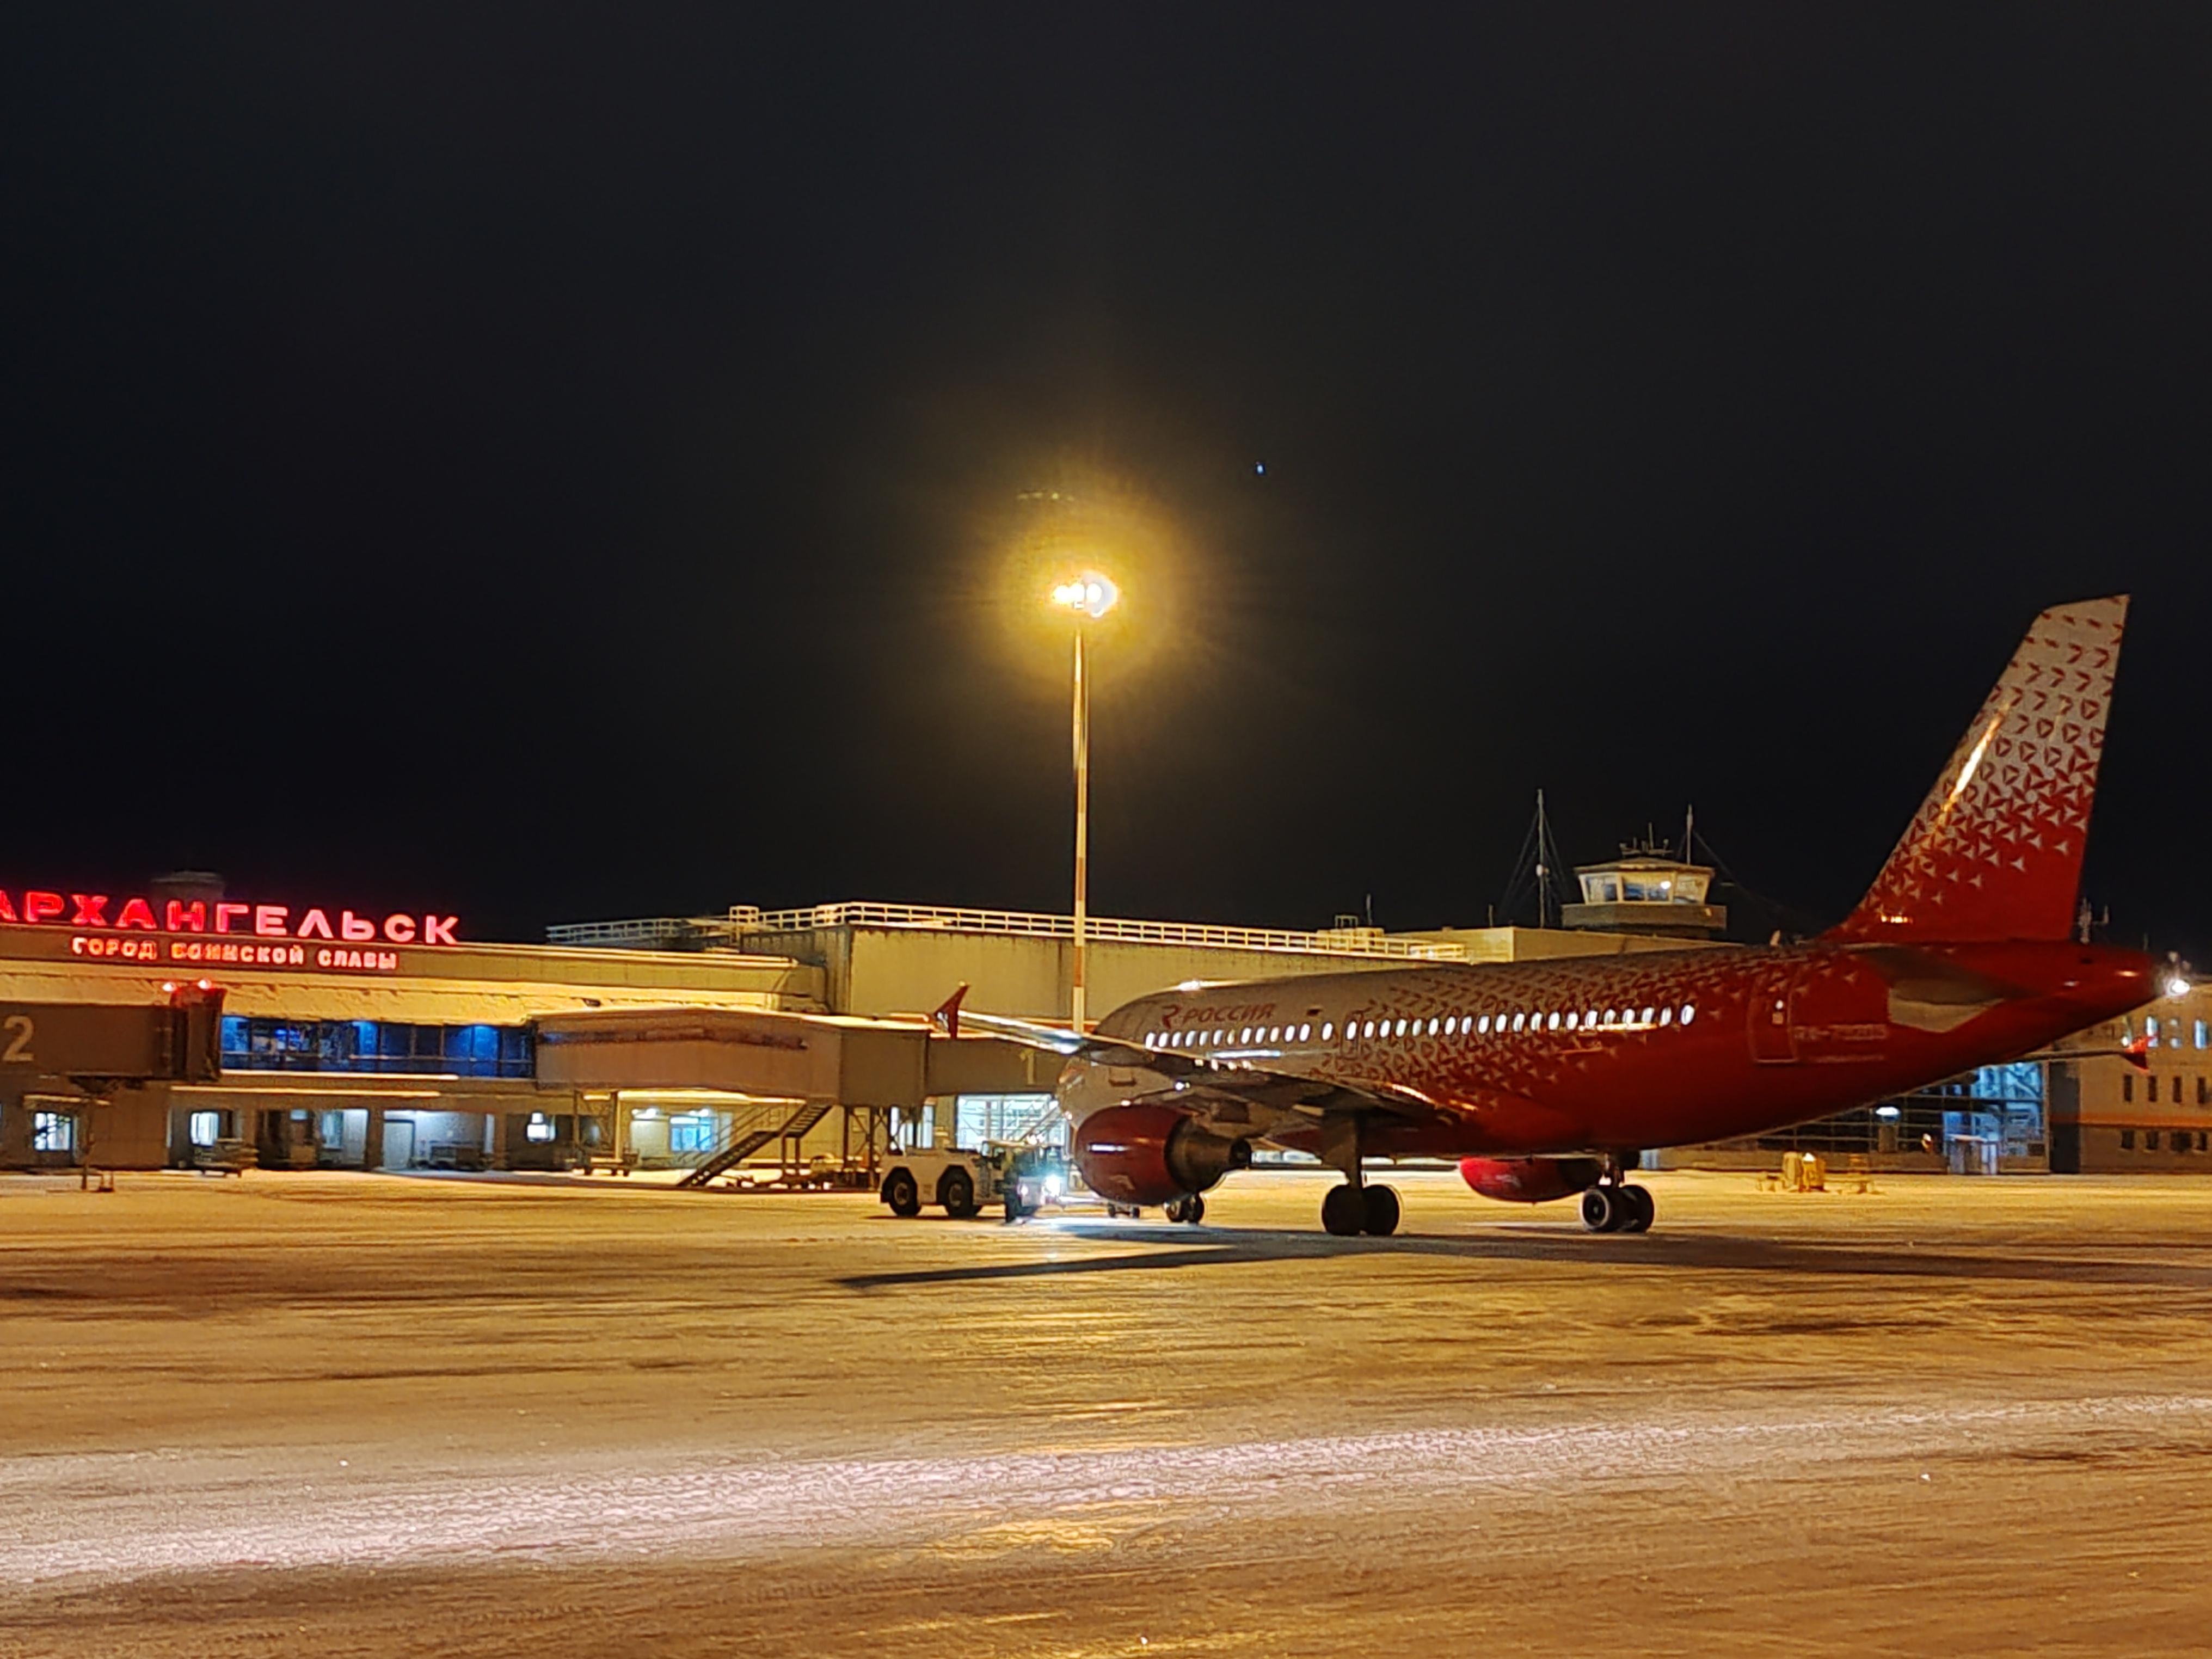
[{"xmin": 1066, "ymin": 937, "xmax": 2155, "ymax": 1160}]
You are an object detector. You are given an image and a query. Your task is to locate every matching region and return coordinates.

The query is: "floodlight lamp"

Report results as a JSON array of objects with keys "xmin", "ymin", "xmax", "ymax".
[
  {"xmin": 1050, "ymin": 570, "xmax": 1119, "ymax": 620},
  {"xmin": 2166, "ymin": 974, "xmax": 2191, "ymax": 999}
]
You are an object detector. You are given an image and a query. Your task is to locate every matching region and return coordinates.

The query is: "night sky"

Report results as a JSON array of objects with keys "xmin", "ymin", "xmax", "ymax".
[{"xmin": 8, "ymin": 8, "xmax": 2210, "ymax": 961}]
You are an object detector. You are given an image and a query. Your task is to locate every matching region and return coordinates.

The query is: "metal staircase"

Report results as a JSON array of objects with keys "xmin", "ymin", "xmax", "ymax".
[{"xmin": 675, "ymin": 1099, "xmax": 835, "ymax": 1189}]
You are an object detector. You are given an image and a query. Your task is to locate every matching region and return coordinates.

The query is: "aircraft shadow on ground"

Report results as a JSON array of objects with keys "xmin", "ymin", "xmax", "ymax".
[{"xmin": 840, "ymin": 1223, "xmax": 2212, "ymax": 1292}]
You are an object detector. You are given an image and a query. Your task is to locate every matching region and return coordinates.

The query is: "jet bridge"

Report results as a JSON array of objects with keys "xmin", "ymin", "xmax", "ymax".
[
  {"xmin": 532, "ymin": 1006, "xmax": 1053, "ymax": 1099},
  {"xmin": 531, "ymin": 1005, "xmax": 1060, "ymax": 1183},
  {"xmin": 0, "ymin": 985, "xmax": 225, "ymax": 1172}
]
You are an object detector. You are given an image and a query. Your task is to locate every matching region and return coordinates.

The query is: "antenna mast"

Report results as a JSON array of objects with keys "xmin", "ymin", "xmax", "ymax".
[{"xmin": 1535, "ymin": 789, "xmax": 1552, "ymax": 930}]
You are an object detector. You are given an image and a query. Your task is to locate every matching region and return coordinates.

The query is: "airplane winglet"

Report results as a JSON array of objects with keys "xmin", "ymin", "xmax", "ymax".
[{"xmin": 932, "ymin": 984, "xmax": 970, "ymax": 1040}]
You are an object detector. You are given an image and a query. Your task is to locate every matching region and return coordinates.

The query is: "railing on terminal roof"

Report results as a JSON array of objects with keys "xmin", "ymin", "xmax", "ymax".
[
  {"xmin": 726, "ymin": 901, "xmax": 1467, "ymax": 961},
  {"xmin": 543, "ymin": 917, "xmax": 711, "ymax": 948}
]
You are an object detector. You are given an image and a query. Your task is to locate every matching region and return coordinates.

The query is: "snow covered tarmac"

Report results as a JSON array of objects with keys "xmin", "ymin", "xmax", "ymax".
[{"xmin": 5, "ymin": 1168, "xmax": 2211, "ymax": 1655}]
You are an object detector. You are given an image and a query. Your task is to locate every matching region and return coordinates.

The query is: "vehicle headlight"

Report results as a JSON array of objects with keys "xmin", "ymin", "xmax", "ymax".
[{"xmin": 1044, "ymin": 1175, "xmax": 1063, "ymax": 1197}]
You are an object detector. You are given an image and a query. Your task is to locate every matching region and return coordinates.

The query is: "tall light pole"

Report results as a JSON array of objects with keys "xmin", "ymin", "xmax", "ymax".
[{"xmin": 1050, "ymin": 570, "xmax": 1119, "ymax": 1030}]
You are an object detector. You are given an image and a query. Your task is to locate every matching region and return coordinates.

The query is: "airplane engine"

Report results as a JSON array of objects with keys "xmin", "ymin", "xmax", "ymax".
[
  {"xmin": 1458, "ymin": 1156, "xmax": 1605, "ymax": 1204},
  {"xmin": 1075, "ymin": 1104, "xmax": 1252, "ymax": 1205}
]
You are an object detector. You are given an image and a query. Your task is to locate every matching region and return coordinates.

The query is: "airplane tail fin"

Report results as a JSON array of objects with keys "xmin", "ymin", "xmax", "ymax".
[{"xmin": 1829, "ymin": 595, "xmax": 2129, "ymax": 944}]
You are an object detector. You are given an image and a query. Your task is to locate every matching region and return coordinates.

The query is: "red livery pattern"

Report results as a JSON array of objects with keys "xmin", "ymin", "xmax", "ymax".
[
  {"xmin": 984, "ymin": 595, "xmax": 2161, "ymax": 1236},
  {"xmin": 1832, "ymin": 595, "xmax": 2124, "ymax": 943}
]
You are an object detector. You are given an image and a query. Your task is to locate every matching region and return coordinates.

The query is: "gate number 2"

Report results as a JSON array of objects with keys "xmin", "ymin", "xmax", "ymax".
[{"xmin": 2, "ymin": 1015, "xmax": 32, "ymax": 1065}]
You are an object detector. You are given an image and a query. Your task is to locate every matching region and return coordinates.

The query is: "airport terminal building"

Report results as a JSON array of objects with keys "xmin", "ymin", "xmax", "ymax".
[{"xmin": 2, "ymin": 879, "xmax": 2203, "ymax": 1178}]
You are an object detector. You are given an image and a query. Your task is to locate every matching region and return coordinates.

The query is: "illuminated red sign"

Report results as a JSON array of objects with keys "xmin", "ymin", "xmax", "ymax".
[
  {"xmin": 69, "ymin": 935, "xmax": 405, "ymax": 973},
  {"xmin": 0, "ymin": 890, "xmax": 459, "ymax": 946}
]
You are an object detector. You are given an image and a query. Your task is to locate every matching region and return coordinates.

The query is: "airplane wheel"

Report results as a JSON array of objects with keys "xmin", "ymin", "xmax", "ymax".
[
  {"xmin": 1183, "ymin": 1193, "xmax": 1206, "ymax": 1225},
  {"xmin": 1164, "ymin": 1195, "xmax": 1188, "ymax": 1223},
  {"xmin": 1621, "ymin": 1184, "xmax": 1655, "ymax": 1233},
  {"xmin": 1322, "ymin": 1183, "xmax": 1365, "ymax": 1236},
  {"xmin": 1361, "ymin": 1184, "xmax": 1400, "ymax": 1236},
  {"xmin": 883, "ymin": 1169, "xmax": 921, "ymax": 1218},
  {"xmin": 1579, "ymin": 1185, "xmax": 1626, "ymax": 1233}
]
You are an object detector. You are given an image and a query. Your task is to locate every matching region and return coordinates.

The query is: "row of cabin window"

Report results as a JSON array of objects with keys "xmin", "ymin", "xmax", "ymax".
[
  {"xmin": 2118, "ymin": 1128, "xmax": 2211, "ymax": 1152},
  {"xmin": 1142, "ymin": 1003, "xmax": 1698, "ymax": 1053},
  {"xmin": 2122, "ymin": 1073, "xmax": 2212, "ymax": 1105}
]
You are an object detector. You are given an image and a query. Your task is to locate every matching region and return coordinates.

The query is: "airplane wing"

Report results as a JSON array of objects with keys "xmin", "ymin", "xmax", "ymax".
[{"xmin": 931, "ymin": 985, "xmax": 1453, "ymax": 1125}]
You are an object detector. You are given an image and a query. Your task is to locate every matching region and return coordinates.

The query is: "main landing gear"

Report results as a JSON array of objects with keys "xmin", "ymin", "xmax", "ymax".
[
  {"xmin": 1322, "ymin": 1181, "xmax": 1400, "ymax": 1237},
  {"xmin": 1579, "ymin": 1158, "xmax": 1654, "ymax": 1234},
  {"xmin": 1317, "ymin": 1115, "xmax": 1401, "ymax": 1236},
  {"xmin": 1164, "ymin": 1193, "xmax": 1207, "ymax": 1225}
]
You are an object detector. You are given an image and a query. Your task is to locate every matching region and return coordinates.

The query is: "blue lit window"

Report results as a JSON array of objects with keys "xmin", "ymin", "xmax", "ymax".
[
  {"xmin": 209, "ymin": 1018, "xmax": 531, "ymax": 1079},
  {"xmin": 444, "ymin": 1024, "xmax": 500, "ymax": 1077}
]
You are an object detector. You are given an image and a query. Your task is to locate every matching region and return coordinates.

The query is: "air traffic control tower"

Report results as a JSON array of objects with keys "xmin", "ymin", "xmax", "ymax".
[{"xmin": 1559, "ymin": 845, "xmax": 1728, "ymax": 941}]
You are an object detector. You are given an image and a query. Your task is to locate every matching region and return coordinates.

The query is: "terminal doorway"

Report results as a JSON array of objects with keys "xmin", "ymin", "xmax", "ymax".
[{"xmin": 382, "ymin": 1117, "xmax": 416, "ymax": 1170}]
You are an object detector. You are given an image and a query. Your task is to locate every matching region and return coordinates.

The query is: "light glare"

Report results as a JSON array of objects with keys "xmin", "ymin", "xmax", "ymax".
[{"xmin": 1050, "ymin": 569, "xmax": 1120, "ymax": 620}]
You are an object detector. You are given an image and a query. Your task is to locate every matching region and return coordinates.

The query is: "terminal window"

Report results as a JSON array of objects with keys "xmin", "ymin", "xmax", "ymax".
[
  {"xmin": 31, "ymin": 1112, "xmax": 75, "ymax": 1153},
  {"xmin": 954, "ymin": 1094, "xmax": 1065, "ymax": 1151},
  {"xmin": 219, "ymin": 1017, "xmax": 531, "ymax": 1079},
  {"xmin": 669, "ymin": 1113, "xmax": 717, "ymax": 1154}
]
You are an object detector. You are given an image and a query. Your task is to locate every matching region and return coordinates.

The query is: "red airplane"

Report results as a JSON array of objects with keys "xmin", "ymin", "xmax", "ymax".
[{"xmin": 944, "ymin": 595, "xmax": 2157, "ymax": 1236}]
